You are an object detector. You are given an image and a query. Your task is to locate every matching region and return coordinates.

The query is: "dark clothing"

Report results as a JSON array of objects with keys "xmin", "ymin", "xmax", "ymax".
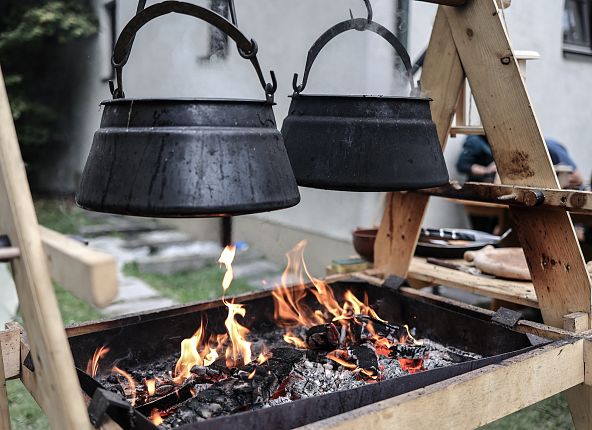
[
  {"xmin": 456, "ymin": 135, "xmax": 495, "ymax": 182},
  {"xmin": 456, "ymin": 135, "xmax": 578, "ymax": 182}
]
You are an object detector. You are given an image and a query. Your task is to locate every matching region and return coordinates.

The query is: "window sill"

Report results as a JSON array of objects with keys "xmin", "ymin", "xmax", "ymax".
[{"xmin": 563, "ymin": 45, "xmax": 592, "ymax": 57}]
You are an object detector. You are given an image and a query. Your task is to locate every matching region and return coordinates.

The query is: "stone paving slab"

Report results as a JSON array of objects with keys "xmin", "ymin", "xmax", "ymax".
[
  {"xmin": 103, "ymin": 296, "xmax": 178, "ymax": 316},
  {"xmin": 115, "ymin": 276, "xmax": 162, "ymax": 302}
]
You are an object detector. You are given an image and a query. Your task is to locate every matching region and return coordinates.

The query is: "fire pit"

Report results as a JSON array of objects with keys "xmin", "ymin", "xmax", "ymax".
[{"xmin": 66, "ymin": 243, "xmax": 546, "ymax": 430}]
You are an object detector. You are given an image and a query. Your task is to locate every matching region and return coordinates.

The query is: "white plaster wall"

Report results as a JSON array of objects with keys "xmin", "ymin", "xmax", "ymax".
[{"xmin": 70, "ymin": 0, "xmax": 592, "ymax": 251}]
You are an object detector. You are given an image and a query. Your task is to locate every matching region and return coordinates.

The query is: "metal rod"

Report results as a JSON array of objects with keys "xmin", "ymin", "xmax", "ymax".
[{"xmin": 228, "ymin": 0, "xmax": 238, "ymax": 26}]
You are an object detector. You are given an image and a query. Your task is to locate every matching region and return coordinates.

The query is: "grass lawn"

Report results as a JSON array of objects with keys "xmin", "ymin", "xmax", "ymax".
[{"xmin": 124, "ymin": 262, "xmax": 259, "ymax": 304}]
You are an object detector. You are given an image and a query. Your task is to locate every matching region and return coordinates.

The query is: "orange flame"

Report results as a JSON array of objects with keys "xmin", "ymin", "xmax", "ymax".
[
  {"xmin": 257, "ymin": 351, "xmax": 272, "ymax": 365},
  {"xmin": 150, "ymin": 409, "xmax": 164, "ymax": 426},
  {"xmin": 173, "ymin": 321, "xmax": 220, "ymax": 384},
  {"xmin": 326, "ymin": 350, "xmax": 357, "ymax": 370},
  {"xmin": 113, "ymin": 367, "xmax": 137, "ymax": 407},
  {"xmin": 283, "ymin": 332, "xmax": 307, "ymax": 348},
  {"xmin": 145, "ymin": 379, "xmax": 156, "ymax": 397},
  {"xmin": 86, "ymin": 346, "xmax": 110, "ymax": 377},
  {"xmin": 247, "ymin": 369, "xmax": 257, "ymax": 379},
  {"xmin": 218, "ymin": 245, "xmax": 236, "ymax": 292},
  {"xmin": 224, "ymin": 300, "xmax": 252, "ymax": 367}
]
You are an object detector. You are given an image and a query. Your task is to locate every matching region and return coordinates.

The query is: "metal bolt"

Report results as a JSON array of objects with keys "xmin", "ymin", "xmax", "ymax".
[{"xmin": 501, "ymin": 56, "xmax": 511, "ymax": 65}]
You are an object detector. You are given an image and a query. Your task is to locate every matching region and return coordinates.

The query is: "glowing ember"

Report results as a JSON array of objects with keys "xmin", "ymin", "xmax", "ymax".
[
  {"xmin": 150, "ymin": 409, "xmax": 164, "ymax": 426},
  {"xmin": 398, "ymin": 358, "xmax": 424, "ymax": 374},
  {"xmin": 113, "ymin": 366, "xmax": 137, "ymax": 406},
  {"xmin": 86, "ymin": 346, "xmax": 110, "ymax": 377}
]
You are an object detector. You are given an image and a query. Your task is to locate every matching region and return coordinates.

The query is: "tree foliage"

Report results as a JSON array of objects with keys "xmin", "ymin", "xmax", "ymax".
[{"xmin": 0, "ymin": 1, "xmax": 97, "ymax": 187}]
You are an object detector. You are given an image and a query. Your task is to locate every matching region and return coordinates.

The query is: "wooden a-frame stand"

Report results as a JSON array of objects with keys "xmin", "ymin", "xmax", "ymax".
[{"xmin": 2, "ymin": 1, "xmax": 592, "ymax": 429}]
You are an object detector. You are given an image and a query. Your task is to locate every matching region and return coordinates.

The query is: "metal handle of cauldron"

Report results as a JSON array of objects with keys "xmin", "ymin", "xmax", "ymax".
[
  {"xmin": 110, "ymin": 1, "xmax": 277, "ymax": 103},
  {"xmin": 292, "ymin": 11, "xmax": 418, "ymax": 97}
]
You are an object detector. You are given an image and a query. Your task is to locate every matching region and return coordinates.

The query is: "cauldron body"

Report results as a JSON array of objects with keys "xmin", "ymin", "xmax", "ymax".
[
  {"xmin": 76, "ymin": 99, "xmax": 300, "ymax": 217},
  {"xmin": 282, "ymin": 94, "xmax": 448, "ymax": 191}
]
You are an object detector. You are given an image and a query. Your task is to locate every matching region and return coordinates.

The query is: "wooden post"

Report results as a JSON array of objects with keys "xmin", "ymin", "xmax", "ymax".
[
  {"xmin": 374, "ymin": 8, "xmax": 465, "ymax": 276},
  {"xmin": 0, "ymin": 339, "xmax": 11, "ymax": 430},
  {"xmin": 0, "ymin": 66, "xmax": 92, "ymax": 428}
]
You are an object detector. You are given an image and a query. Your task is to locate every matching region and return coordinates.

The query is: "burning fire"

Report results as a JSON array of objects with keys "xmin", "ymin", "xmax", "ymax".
[
  {"xmin": 145, "ymin": 379, "xmax": 156, "ymax": 396},
  {"xmin": 86, "ymin": 346, "xmax": 110, "ymax": 377},
  {"xmin": 150, "ymin": 409, "xmax": 164, "ymax": 426},
  {"xmin": 113, "ymin": 367, "xmax": 137, "ymax": 406},
  {"xmin": 173, "ymin": 245, "xmax": 253, "ymax": 384}
]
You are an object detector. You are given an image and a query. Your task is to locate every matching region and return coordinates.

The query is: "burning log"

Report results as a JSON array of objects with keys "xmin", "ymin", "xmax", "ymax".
[
  {"xmin": 305, "ymin": 323, "xmax": 340, "ymax": 350},
  {"xmin": 181, "ymin": 348, "xmax": 304, "ymax": 421},
  {"xmin": 348, "ymin": 343, "xmax": 379, "ymax": 378},
  {"xmin": 390, "ymin": 344, "xmax": 428, "ymax": 359},
  {"xmin": 354, "ymin": 315, "xmax": 407, "ymax": 343}
]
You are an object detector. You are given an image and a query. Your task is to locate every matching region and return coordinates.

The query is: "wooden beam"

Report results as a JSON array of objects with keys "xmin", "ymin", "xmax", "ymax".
[
  {"xmin": 40, "ymin": 226, "xmax": 118, "ymax": 308},
  {"xmin": 374, "ymin": 8, "xmax": 465, "ymax": 276},
  {"xmin": 298, "ymin": 340, "xmax": 584, "ymax": 430},
  {"xmin": 419, "ymin": 181, "xmax": 592, "ymax": 214},
  {"xmin": 0, "ymin": 336, "xmax": 10, "ymax": 430},
  {"xmin": 0, "ymin": 248, "xmax": 20, "ymax": 262},
  {"xmin": 0, "ymin": 66, "xmax": 92, "ymax": 429},
  {"xmin": 565, "ymin": 313, "xmax": 590, "ymax": 333},
  {"xmin": 0, "ymin": 323, "xmax": 21, "ymax": 380},
  {"xmin": 408, "ymin": 257, "xmax": 538, "ymax": 308},
  {"xmin": 444, "ymin": 0, "xmax": 592, "ymax": 329}
]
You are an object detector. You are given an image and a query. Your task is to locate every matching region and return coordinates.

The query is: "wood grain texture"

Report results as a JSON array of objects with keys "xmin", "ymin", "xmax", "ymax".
[
  {"xmin": 420, "ymin": 181, "xmax": 592, "ymax": 213},
  {"xmin": 0, "ymin": 337, "xmax": 11, "ymax": 430},
  {"xmin": 41, "ymin": 226, "xmax": 118, "ymax": 308},
  {"xmin": 0, "ymin": 323, "xmax": 21, "ymax": 380},
  {"xmin": 298, "ymin": 340, "xmax": 584, "ymax": 430},
  {"xmin": 409, "ymin": 257, "xmax": 538, "ymax": 308},
  {"xmin": 374, "ymin": 8, "xmax": 465, "ymax": 276},
  {"xmin": 0, "ymin": 67, "xmax": 91, "ymax": 429},
  {"xmin": 443, "ymin": 1, "xmax": 592, "ymax": 329}
]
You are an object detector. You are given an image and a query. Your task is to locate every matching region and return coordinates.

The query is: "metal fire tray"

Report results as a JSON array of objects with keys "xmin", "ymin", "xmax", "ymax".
[{"xmin": 66, "ymin": 278, "xmax": 549, "ymax": 430}]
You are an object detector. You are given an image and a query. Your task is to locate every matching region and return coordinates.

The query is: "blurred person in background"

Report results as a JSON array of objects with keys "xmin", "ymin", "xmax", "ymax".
[{"xmin": 456, "ymin": 135, "xmax": 584, "ymax": 233}]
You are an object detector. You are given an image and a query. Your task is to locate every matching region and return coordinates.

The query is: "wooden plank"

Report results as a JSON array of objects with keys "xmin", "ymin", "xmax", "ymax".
[
  {"xmin": 565, "ymin": 313, "xmax": 590, "ymax": 333},
  {"xmin": 443, "ymin": 0, "xmax": 592, "ymax": 329},
  {"xmin": 0, "ymin": 67, "xmax": 92, "ymax": 429},
  {"xmin": 0, "ymin": 335, "xmax": 10, "ymax": 430},
  {"xmin": 298, "ymin": 340, "xmax": 584, "ymax": 430},
  {"xmin": 0, "ymin": 248, "xmax": 20, "ymax": 262},
  {"xmin": 40, "ymin": 226, "xmax": 118, "ymax": 308},
  {"xmin": 409, "ymin": 257, "xmax": 539, "ymax": 308},
  {"xmin": 420, "ymin": 181, "xmax": 592, "ymax": 214},
  {"xmin": 374, "ymin": 8, "xmax": 465, "ymax": 277},
  {"xmin": 0, "ymin": 323, "xmax": 21, "ymax": 380},
  {"xmin": 449, "ymin": 126, "xmax": 485, "ymax": 136}
]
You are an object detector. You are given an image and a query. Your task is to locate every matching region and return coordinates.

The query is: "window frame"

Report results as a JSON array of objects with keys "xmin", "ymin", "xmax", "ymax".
[{"xmin": 563, "ymin": 0, "xmax": 592, "ymax": 56}]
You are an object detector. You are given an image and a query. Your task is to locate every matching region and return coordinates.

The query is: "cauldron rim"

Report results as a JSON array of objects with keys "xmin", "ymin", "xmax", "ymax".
[
  {"xmin": 288, "ymin": 93, "xmax": 432, "ymax": 102},
  {"xmin": 100, "ymin": 97, "xmax": 273, "ymax": 106}
]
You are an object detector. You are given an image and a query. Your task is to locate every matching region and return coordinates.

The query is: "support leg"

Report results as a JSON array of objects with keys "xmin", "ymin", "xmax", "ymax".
[
  {"xmin": 0, "ymin": 340, "xmax": 11, "ymax": 430},
  {"xmin": 374, "ymin": 8, "xmax": 465, "ymax": 275}
]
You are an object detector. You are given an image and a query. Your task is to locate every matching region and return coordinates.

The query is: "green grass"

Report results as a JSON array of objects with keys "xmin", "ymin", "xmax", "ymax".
[
  {"xmin": 34, "ymin": 198, "xmax": 94, "ymax": 235},
  {"xmin": 8, "ymin": 284, "xmax": 102, "ymax": 430},
  {"xmin": 124, "ymin": 262, "xmax": 259, "ymax": 304},
  {"xmin": 481, "ymin": 394, "xmax": 574, "ymax": 429}
]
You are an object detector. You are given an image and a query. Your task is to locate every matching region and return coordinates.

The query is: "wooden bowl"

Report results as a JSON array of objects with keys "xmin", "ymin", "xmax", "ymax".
[{"xmin": 352, "ymin": 228, "xmax": 378, "ymax": 262}]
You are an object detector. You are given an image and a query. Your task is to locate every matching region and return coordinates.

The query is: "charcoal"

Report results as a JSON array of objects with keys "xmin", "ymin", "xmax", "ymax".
[
  {"xmin": 190, "ymin": 365, "xmax": 225, "ymax": 382},
  {"xmin": 305, "ymin": 323, "xmax": 340, "ymax": 350},
  {"xmin": 353, "ymin": 315, "xmax": 406, "ymax": 342},
  {"xmin": 390, "ymin": 343, "xmax": 428, "ymax": 359},
  {"xmin": 155, "ymin": 384, "xmax": 174, "ymax": 397},
  {"xmin": 348, "ymin": 343, "xmax": 379, "ymax": 377}
]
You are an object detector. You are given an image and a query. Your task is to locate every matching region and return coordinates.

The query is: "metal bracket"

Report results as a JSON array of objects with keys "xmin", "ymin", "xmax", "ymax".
[
  {"xmin": 492, "ymin": 307, "xmax": 523, "ymax": 329},
  {"xmin": 88, "ymin": 388, "xmax": 134, "ymax": 428},
  {"xmin": 383, "ymin": 275, "xmax": 407, "ymax": 291}
]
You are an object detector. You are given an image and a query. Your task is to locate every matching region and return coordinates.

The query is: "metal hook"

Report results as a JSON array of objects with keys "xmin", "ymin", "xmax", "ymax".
[{"xmin": 349, "ymin": 0, "xmax": 373, "ymax": 23}]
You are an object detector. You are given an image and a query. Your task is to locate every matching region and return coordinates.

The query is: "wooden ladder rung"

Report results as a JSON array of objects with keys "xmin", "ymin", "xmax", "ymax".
[
  {"xmin": 0, "ymin": 247, "xmax": 20, "ymax": 262},
  {"xmin": 450, "ymin": 126, "xmax": 485, "ymax": 136},
  {"xmin": 417, "ymin": 181, "xmax": 592, "ymax": 214}
]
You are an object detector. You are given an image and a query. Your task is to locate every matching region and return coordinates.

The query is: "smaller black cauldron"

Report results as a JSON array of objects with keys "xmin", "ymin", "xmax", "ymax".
[{"xmin": 282, "ymin": 1, "xmax": 449, "ymax": 192}]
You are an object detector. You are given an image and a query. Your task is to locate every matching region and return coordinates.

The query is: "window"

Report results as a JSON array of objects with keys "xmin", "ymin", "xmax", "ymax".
[{"xmin": 564, "ymin": 0, "xmax": 592, "ymax": 55}]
